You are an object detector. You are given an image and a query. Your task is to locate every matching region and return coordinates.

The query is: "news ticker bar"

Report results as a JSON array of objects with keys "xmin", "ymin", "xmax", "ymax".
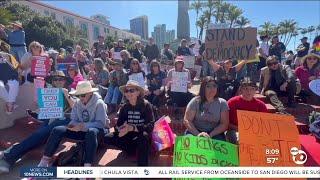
[{"xmin": 20, "ymin": 167, "xmax": 320, "ymax": 178}]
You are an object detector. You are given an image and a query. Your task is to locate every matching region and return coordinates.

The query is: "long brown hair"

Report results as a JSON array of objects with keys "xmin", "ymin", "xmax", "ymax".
[{"xmin": 130, "ymin": 58, "xmax": 142, "ymax": 73}]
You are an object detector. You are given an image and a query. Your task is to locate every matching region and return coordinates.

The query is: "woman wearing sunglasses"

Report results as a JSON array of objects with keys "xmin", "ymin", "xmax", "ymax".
[
  {"xmin": 127, "ymin": 58, "xmax": 146, "ymax": 86},
  {"xmin": 295, "ymin": 50, "xmax": 320, "ymax": 105},
  {"xmin": 37, "ymin": 81, "xmax": 108, "ymax": 168},
  {"xmin": 104, "ymin": 80, "xmax": 155, "ymax": 166},
  {"xmin": 0, "ymin": 71, "xmax": 74, "ymax": 173},
  {"xmin": 20, "ymin": 41, "xmax": 48, "ymax": 83},
  {"xmin": 184, "ymin": 76, "xmax": 229, "ymax": 141}
]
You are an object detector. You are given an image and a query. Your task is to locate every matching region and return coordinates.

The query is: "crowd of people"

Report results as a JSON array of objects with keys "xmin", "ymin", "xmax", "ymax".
[{"xmin": 0, "ymin": 21, "xmax": 320, "ymax": 173}]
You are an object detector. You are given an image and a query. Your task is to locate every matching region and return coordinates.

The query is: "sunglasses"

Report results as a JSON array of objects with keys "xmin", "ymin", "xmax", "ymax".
[
  {"xmin": 52, "ymin": 77, "xmax": 65, "ymax": 81},
  {"xmin": 76, "ymin": 94, "xmax": 87, "ymax": 98},
  {"xmin": 206, "ymin": 84, "xmax": 218, "ymax": 89},
  {"xmin": 307, "ymin": 57, "xmax": 318, "ymax": 61},
  {"xmin": 267, "ymin": 61, "xmax": 278, "ymax": 66},
  {"xmin": 34, "ymin": 45, "xmax": 41, "ymax": 49},
  {"xmin": 124, "ymin": 88, "xmax": 136, "ymax": 93}
]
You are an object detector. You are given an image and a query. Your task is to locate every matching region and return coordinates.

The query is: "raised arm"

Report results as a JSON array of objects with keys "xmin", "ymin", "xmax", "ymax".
[{"xmin": 234, "ymin": 60, "xmax": 247, "ymax": 72}]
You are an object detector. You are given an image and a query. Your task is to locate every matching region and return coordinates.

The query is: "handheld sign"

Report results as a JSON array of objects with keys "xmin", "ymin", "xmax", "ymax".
[
  {"xmin": 237, "ymin": 110, "xmax": 301, "ymax": 166},
  {"xmin": 37, "ymin": 88, "xmax": 64, "ymax": 119},
  {"xmin": 113, "ymin": 52, "xmax": 121, "ymax": 60},
  {"xmin": 128, "ymin": 72, "xmax": 146, "ymax": 88},
  {"xmin": 56, "ymin": 56, "xmax": 77, "ymax": 75},
  {"xmin": 171, "ymin": 71, "xmax": 188, "ymax": 93},
  {"xmin": 205, "ymin": 27, "xmax": 257, "ymax": 61},
  {"xmin": 183, "ymin": 56, "xmax": 195, "ymax": 69},
  {"xmin": 309, "ymin": 79, "xmax": 320, "ymax": 96},
  {"xmin": 173, "ymin": 136, "xmax": 239, "ymax": 167},
  {"xmin": 33, "ymin": 77, "xmax": 45, "ymax": 103},
  {"xmin": 31, "ymin": 56, "xmax": 51, "ymax": 77}
]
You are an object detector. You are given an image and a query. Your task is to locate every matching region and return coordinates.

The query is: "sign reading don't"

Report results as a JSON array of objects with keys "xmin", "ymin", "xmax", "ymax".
[{"xmin": 205, "ymin": 27, "xmax": 257, "ymax": 61}]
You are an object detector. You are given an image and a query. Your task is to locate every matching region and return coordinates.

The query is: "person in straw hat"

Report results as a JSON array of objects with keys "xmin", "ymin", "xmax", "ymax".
[
  {"xmin": 0, "ymin": 21, "xmax": 27, "ymax": 62},
  {"xmin": 37, "ymin": 80, "xmax": 109, "ymax": 168},
  {"xmin": 104, "ymin": 80, "xmax": 155, "ymax": 166},
  {"xmin": 0, "ymin": 70, "xmax": 74, "ymax": 174},
  {"xmin": 226, "ymin": 77, "xmax": 267, "ymax": 144},
  {"xmin": 295, "ymin": 49, "xmax": 320, "ymax": 104},
  {"xmin": 104, "ymin": 58, "xmax": 128, "ymax": 114}
]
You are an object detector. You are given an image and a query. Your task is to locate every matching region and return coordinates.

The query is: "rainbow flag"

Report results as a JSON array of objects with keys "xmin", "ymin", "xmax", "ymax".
[{"xmin": 152, "ymin": 116, "xmax": 176, "ymax": 151}]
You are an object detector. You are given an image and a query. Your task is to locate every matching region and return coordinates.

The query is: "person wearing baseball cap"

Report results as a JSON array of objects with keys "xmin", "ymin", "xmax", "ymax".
[
  {"xmin": 226, "ymin": 77, "xmax": 267, "ymax": 144},
  {"xmin": 37, "ymin": 81, "xmax": 108, "ymax": 168},
  {"xmin": 294, "ymin": 36, "xmax": 310, "ymax": 67}
]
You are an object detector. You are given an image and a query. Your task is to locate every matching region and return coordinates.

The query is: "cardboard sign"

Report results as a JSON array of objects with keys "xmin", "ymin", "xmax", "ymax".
[
  {"xmin": 113, "ymin": 52, "xmax": 121, "ymax": 60},
  {"xmin": 183, "ymin": 56, "xmax": 195, "ymax": 69},
  {"xmin": 171, "ymin": 71, "xmax": 188, "ymax": 93},
  {"xmin": 238, "ymin": 110, "xmax": 301, "ymax": 166},
  {"xmin": 33, "ymin": 77, "xmax": 45, "ymax": 103},
  {"xmin": 173, "ymin": 136, "xmax": 239, "ymax": 167},
  {"xmin": 56, "ymin": 56, "xmax": 77, "ymax": 75},
  {"xmin": 205, "ymin": 27, "xmax": 257, "ymax": 61},
  {"xmin": 194, "ymin": 65, "xmax": 202, "ymax": 79},
  {"xmin": 31, "ymin": 56, "xmax": 51, "ymax": 77},
  {"xmin": 37, "ymin": 88, "xmax": 64, "ymax": 119},
  {"xmin": 128, "ymin": 72, "xmax": 145, "ymax": 88},
  {"xmin": 309, "ymin": 79, "xmax": 320, "ymax": 96}
]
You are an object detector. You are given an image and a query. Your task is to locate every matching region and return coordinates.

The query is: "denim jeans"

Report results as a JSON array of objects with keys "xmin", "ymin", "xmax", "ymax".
[
  {"xmin": 3, "ymin": 119, "xmax": 70, "ymax": 166},
  {"xmin": 10, "ymin": 46, "xmax": 27, "ymax": 62},
  {"xmin": 104, "ymin": 85, "xmax": 122, "ymax": 105},
  {"xmin": 44, "ymin": 126, "xmax": 105, "ymax": 164},
  {"xmin": 185, "ymin": 130, "xmax": 226, "ymax": 141}
]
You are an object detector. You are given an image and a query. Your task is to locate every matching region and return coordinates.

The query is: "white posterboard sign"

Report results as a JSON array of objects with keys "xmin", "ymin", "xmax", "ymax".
[
  {"xmin": 309, "ymin": 79, "xmax": 320, "ymax": 96},
  {"xmin": 171, "ymin": 71, "xmax": 188, "ymax": 93},
  {"xmin": 183, "ymin": 56, "xmax": 195, "ymax": 69},
  {"xmin": 113, "ymin": 52, "xmax": 121, "ymax": 60},
  {"xmin": 140, "ymin": 62, "xmax": 149, "ymax": 75},
  {"xmin": 194, "ymin": 65, "xmax": 202, "ymax": 79},
  {"xmin": 129, "ymin": 72, "xmax": 146, "ymax": 88}
]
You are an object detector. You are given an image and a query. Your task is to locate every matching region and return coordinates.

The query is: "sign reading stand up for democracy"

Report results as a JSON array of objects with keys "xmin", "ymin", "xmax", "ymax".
[
  {"xmin": 237, "ymin": 110, "xmax": 301, "ymax": 167},
  {"xmin": 205, "ymin": 27, "xmax": 257, "ymax": 61},
  {"xmin": 173, "ymin": 136, "xmax": 239, "ymax": 167},
  {"xmin": 38, "ymin": 88, "xmax": 64, "ymax": 119},
  {"xmin": 31, "ymin": 56, "xmax": 51, "ymax": 77}
]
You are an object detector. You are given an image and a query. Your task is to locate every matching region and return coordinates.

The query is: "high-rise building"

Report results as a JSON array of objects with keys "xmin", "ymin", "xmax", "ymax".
[
  {"xmin": 166, "ymin": 30, "xmax": 175, "ymax": 43},
  {"xmin": 177, "ymin": 0, "xmax": 190, "ymax": 40},
  {"xmin": 91, "ymin": 14, "xmax": 110, "ymax": 25},
  {"xmin": 130, "ymin": 15, "xmax": 148, "ymax": 40},
  {"xmin": 152, "ymin": 24, "xmax": 166, "ymax": 48}
]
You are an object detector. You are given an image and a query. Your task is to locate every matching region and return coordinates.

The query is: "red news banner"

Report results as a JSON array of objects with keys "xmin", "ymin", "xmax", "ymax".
[{"xmin": 31, "ymin": 56, "xmax": 51, "ymax": 77}]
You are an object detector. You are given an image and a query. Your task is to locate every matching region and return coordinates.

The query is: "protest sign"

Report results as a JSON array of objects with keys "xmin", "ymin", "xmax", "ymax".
[
  {"xmin": 37, "ymin": 88, "xmax": 64, "ymax": 119},
  {"xmin": 129, "ymin": 72, "xmax": 146, "ymax": 88},
  {"xmin": 113, "ymin": 52, "xmax": 121, "ymax": 60},
  {"xmin": 194, "ymin": 65, "xmax": 202, "ymax": 79},
  {"xmin": 31, "ymin": 56, "xmax": 51, "ymax": 77},
  {"xmin": 152, "ymin": 116, "xmax": 176, "ymax": 151},
  {"xmin": 173, "ymin": 136, "xmax": 239, "ymax": 167},
  {"xmin": 140, "ymin": 62, "xmax": 148, "ymax": 75},
  {"xmin": 183, "ymin": 56, "xmax": 195, "ymax": 69},
  {"xmin": 56, "ymin": 57, "xmax": 77, "ymax": 75},
  {"xmin": 33, "ymin": 77, "xmax": 45, "ymax": 103},
  {"xmin": 205, "ymin": 27, "xmax": 257, "ymax": 61},
  {"xmin": 309, "ymin": 79, "xmax": 320, "ymax": 96},
  {"xmin": 171, "ymin": 71, "xmax": 188, "ymax": 93},
  {"xmin": 238, "ymin": 110, "xmax": 301, "ymax": 166}
]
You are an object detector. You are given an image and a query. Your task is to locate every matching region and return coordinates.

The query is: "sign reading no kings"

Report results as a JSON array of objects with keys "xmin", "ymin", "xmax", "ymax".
[{"xmin": 205, "ymin": 27, "xmax": 257, "ymax": 61}]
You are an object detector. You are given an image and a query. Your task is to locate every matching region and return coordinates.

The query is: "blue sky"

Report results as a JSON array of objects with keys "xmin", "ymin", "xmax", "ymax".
[{"xmin": 43, "ymin": 0, "xmax": 320, "ymax": 50}]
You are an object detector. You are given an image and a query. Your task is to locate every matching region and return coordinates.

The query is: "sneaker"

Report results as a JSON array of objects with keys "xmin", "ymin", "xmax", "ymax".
[{"xmin": 0, "ymin": 158, "xmax": 10, "ymax": 174}]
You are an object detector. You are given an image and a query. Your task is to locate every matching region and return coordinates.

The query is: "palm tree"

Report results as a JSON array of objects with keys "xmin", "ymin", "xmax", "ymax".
[
  {"xmin": 212, "ymin": 0, "xmax": 223, "ymax": 23},
  {"xmin": 278, "ymin": 19, "xmax": 298, "ymax": 46},
  {"xmin": 316, "ymin": 25, "xmax": 320, "ymax": 36},
  {"xmin": 189, "ymin": 0, "xmax": 203, "ymax": 38},
  {"xmin": 259, "ymin": 21, "xmax": 274, "ymax": 36},
  {"xmin": 203, "ymin": 9, "xmax": 213, "ymax": 29},
  {"xmin": 197, "ymin": 15, "xmax": 207, "ymax": 40},
  {"xmin": 204, "ymin": 0, "xmax": 215, "ymax": 29},
  {"xmin": 307, "ymin": 25, "xmax": 315, "ymax": 40},
  {"xmin": 235, "ymin": 16, "xmax": 250, "ymax": 28},
  {"xmin": 227, "ymin": 5, "xmax": 243, "ymax": 28},
  {"xmin": 0, "ymin": 8, "xmax": 15, "ymax": 25},
  {"xmin": 292, "ymin": 30, "xmax": 299, "ymax": 49}
]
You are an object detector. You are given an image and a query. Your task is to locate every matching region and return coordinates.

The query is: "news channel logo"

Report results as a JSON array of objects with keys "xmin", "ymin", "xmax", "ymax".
[
  {"xmin": 290, "ymin": 147, "xmax": 308, "ymax": 165},
  {"xmin": 20, "ymin": 167, "xmax": 56, "ymax": 178}
]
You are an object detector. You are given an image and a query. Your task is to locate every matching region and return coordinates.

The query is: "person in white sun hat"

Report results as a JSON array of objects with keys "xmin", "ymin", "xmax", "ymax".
[{"xmin": 37, "ymin": 81, "xmax": 109, "ymax": 168}]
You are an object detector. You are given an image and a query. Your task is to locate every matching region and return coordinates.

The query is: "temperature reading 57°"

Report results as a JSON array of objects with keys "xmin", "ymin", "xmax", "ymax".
[{"xmin": 265, "ymin": 148, "xmax": 280, "ymax": 164}]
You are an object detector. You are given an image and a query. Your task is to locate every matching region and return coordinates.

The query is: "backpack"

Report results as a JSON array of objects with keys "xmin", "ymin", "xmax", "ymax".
[{"xmin": 52, "ymin": 141, "xmax": 85, "ymax": 166}]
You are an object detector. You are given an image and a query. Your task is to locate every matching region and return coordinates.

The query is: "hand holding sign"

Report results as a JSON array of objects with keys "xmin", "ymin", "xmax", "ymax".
[{"xmin": 309, "ymin": 79, "xmax": 320, "ymax": 96}]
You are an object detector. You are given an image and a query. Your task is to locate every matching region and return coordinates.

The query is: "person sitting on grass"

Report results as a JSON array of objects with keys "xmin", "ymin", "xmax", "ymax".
[
  {"xmin": 37, "ymin": 81, "xmax": 108, "ymax": 168},
  {"xmin": 184, "ymin": 76, "xmax": 229, "ymax": 141},
  {"xmin": 226, "ymin": 77, "xmax": 267, "ymax": 144},
  {"xmin": 104, "ymin": 80, "xmax": 155, "ymax": 166},
  {"xmin": 0, "ymin": 71, "xmax": 74, "ymax": 174}
]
